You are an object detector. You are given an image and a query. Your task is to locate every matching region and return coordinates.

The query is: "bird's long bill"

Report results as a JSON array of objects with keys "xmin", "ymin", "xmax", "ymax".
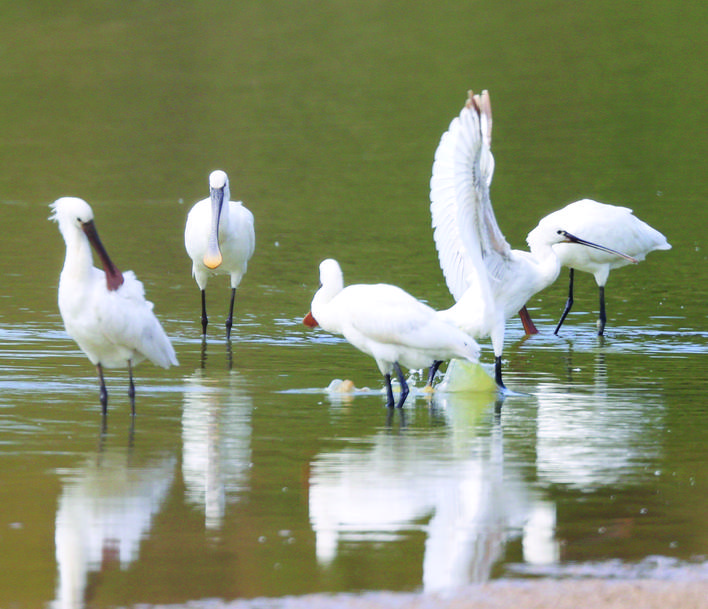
[
  {"xmin": 303, "ymin": 311, "xmax": 319, "ymax": 327},
  {"xmin": 560, "ymin": 230, "xmax": 639, "ymax": 263},
  {"xmin": 203, "ymin": 187, "xmax": 224, "ymax": 269},
  {"xmin": 82, "ymin": 220, "xmax": 124, "ymax": 291}
]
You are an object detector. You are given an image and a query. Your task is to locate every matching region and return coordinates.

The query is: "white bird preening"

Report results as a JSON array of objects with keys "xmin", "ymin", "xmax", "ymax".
[
  {"xmin": 430, "ymin": 91, "xmax": 638, "ymax": 389},
  {"xmin": 527, "ymin": 199, "xmax": 671, "ymax": 335},
  {"xmin": 184, "ymin": 170, "xmax": 255, "ymax": 339},
  {"xmin": 50, "ymin": 197, "xmax": 178, "ymax": 415},
  {"xmin": 303, "ymin": 259, "xmax": 480, "ymax": 409}
]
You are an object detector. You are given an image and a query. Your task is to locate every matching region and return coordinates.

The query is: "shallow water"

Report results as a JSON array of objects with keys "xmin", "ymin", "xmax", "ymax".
[{"xmin": 1, "ymin": 1, "xmax": 707, "ymax": 608}]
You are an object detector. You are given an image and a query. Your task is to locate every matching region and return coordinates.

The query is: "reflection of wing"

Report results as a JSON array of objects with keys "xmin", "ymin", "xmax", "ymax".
[{"xmin": 430, "ymin": 90, "xmax": 511, "ymax": 302}]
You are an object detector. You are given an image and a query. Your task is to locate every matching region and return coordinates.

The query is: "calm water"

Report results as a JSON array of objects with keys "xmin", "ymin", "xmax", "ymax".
[{"xmin": 1, "ymin": 1, "xmax": 707, "ymax": 607}]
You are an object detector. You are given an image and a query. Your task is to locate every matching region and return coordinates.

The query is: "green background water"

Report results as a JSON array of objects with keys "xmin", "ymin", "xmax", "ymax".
[{"xmin": 0, "ymin": 1, "xmax": 706, "ymax": 607}]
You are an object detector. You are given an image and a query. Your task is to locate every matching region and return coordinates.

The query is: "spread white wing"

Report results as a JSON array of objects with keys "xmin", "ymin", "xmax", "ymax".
[{"xmin": 430, "ymin": 90, "xmax": 512, "ymax": 304}]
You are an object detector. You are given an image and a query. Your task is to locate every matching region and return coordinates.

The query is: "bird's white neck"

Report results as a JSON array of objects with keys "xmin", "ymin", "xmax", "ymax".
[
  {"xmin": 311, "ymin": 285, "xmax": 343, "ymax": 334},
  {"xmin": 60, "ymin": 227, "xmax": 95, "ymax": 282},
  {"xmin": 523, "ymin": 242, "xmax": 563, "ymax": 292}
]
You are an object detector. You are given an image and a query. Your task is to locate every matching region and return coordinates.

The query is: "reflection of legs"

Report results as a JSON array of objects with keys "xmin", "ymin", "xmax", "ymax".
[
  {"xmin": 598, "ymin": 286, "xmax": 606, "ymax": 336},
  {"xmin": 225, "ymin": 288, "xmax": 236, "ymax": 340},
  {"xmin": 97, "ymin": 363, "xmax": 108, "ymax": 416},
  {"xmin": 554, "ymin": 268, "xmax": 575, "ymax": 335},
  {"xmin": 128, "ymin": 360, "xmax": 136, "ymax": 416},
  {"xmin": 200, "ymin": 289, "xmax": 208, "ymax": 336}
]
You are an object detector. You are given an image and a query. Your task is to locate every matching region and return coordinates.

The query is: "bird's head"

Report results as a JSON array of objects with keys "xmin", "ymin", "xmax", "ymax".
[
  {"xmin": 203, "ymin": 170, "xmax": 231, "ymax": 269},
  {"xmin": 526, "ymin": 223, "xmax": 638, "ymax": 263},
  {"xmin": 209, "ymin": 170, "xmax": 230, "ymax": 202},
  {"xmin": 49, "ymin": 197, "xmax": 95, "ymax": 231},
  {"xmin": 49, "ymin": 197, "xmax": 124, "ymax": 291}
]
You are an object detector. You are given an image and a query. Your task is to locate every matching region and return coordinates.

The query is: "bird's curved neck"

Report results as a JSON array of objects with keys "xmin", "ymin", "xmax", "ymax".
[
  {"xmin": 60, "ymin": 228, "xmax": 94, "ymax": 280},
  {"xmin": 524, "ymin": 244, "xmax": 562, "ymax": 288},
  {"xmin": 311, "ymin": 287, "xmax": 343, "ymax": 334}
]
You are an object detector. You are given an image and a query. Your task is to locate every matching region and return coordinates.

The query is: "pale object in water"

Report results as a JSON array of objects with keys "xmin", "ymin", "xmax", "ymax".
[
  {"xmin": 326, "ymin": 379, "xmax": 358, "ymax": 393},
  {"xmin": 437, "ymin": 359, "xmax": 498, "ymax": 394}
]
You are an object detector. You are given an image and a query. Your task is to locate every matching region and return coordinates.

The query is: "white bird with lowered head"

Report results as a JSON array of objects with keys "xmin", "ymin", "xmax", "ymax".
[
  {"xmin": 430, "ymin": 90, "xmax": 637, "ymax": 389},
  {"xmin": 184, "ymin": 170, "xmax": 255, "ymax": 340},
  {"xmin": 303, "ymin": 258, "xmax": 480, "ymax": 409},
  {"xmin": 527, "ymin": 199, "xmax": 671, "ymax": 336},
  {"xmin": 50, "ymin": 197, "xmax": 178, "ymax": 415}
]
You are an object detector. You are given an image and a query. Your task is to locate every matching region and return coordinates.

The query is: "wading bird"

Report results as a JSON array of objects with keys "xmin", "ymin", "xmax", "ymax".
[
  {"xmin": 50, "ymin": 197, "xmax": 178, "ymax": 415},
  {"xmin": 185, "ymin": 170, "xmax": 255, "ymax": 339},
  {"xmin": 527, "ymin": 199, "xmax": 671, "ymax": 335},
  {"xmin": 303, "ymin": 259, "xmax": 480, "ymax": 408},
  {"xmin": 430, "ymin": 91, "xmax": 636, "ymax": 389}
]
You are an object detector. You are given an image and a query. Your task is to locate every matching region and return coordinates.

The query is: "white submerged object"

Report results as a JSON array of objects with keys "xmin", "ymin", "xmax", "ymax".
[
  {"xmin": 528, "ymin": 199, "xmax": 671, "ymax": 335},
  {"xmin": 303, "ymin": 259, "xmax": 480, "ymax": 408},
  {"xmin": 430, "ymin": 91, "xmax": 637, "ymax": 388},
  {"xmin": 184, "ymin": 170, "xmax": 255, "ymax": 339},
  {"xmin": 50, "ymin": 197, "xmax": 178, "ymax": 415}
]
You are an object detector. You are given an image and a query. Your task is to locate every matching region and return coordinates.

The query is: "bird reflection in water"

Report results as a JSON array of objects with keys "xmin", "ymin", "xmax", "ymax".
[
  {"xmin": 52, "ymin": 450, "xmax": 176, "ymax": 609},
  {"xmin": 308, "ymin": 390, "xmax": 559, "ymax": 591}
]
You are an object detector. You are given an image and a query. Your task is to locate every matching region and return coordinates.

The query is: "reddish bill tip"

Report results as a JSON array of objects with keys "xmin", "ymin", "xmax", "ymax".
[{"xmin": 303, "ymin": 311, "xmax": 318, "ymax": 327}]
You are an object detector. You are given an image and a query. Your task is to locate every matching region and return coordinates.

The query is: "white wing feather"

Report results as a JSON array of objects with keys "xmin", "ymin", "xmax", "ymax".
[
  {"xmin": 336, "ymin": 284, "xmax": 440, "ymax": 347},
  {"xmin": 430, "ymin": 90, "xmax": 511, "ymax": 302},
  {"xmin": 99, "ymin": 271, "xmax": 178, "ymax": 368}
]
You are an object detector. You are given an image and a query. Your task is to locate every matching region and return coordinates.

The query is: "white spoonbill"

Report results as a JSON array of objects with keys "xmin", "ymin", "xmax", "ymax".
[
  {"xmin": 303, "ymin": 259, "xmax": 480, "ymax": 408},
  {"xmin": 50, "ymin": 197, "xmax": 178, "ymax": 415},
  {"xmin": 184, "ymin": 170, "xmax": 255, "ymax": 339},
  {"xmin": 527, "ymin": 199, "xmax": 671, "ymax": 335},
  {"xmin": 430, "ymin": 91, "xmax": 637, "ymax": 389}
]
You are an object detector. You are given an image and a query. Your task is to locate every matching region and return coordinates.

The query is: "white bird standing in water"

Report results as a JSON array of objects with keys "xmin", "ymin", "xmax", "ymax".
[
  {"xmin": 528, "ymin": 199, "xmax": 671, "ymax": 335},
  {"xmin": 50, "ymin": 197, "xmax": 178, "ymax": 415},
  {"xmin": 430, "ymin": 91, "xmax": 637, "ymax": 389},
  {"xmin": 303, "ymin": 259, "xmax": 480, "ymax": 408},
  {"xmin": 184, "ymin": 170, "xmax": 255, "ymax": 339}
]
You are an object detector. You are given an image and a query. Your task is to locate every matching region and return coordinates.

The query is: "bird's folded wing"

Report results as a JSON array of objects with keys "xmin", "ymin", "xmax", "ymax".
[
  {"xmin": 98, "ymin": 272, "xmax": 177, "ymax": 368},
  {"xmin": 341, "ymin": 284, "xmax": 441, "ymax": 347}
]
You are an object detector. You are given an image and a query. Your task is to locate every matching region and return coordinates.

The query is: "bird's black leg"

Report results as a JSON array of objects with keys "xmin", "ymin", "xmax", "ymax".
[
  {"xmin": 494, "ymin": 356, "xmax": 506, "ymax": 390},
  {"xmin": 554, "ymin": 268, "xmax": 575, "ymax": 335},
  {"xmin": 225, "ymin": 287, "xmax": 236, "ymax": 340},
  {"xmin": 427, "ymin": 360, "xmax": 443, "ymax": 387},
  {"xmin": 384, "ymin": 373, "xmax": 395, "ymax": 408},
  {"xmin": 394, "ymin": 362, "xmax": 409, "ymax": 409},
  {"xmin": 200, "ymin": 289, "xmax": 208, "ymax": 336},
  {"xmin": 128, "ymin": 360, "xmax": 136, "ymax": 416},
  {"xmin": 598, "ymin": 286, "xmax": 606, "ymax": 336},
  {"xmin": 97, "ymin": 363, "xmax": 108, "ymax": 416}
]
